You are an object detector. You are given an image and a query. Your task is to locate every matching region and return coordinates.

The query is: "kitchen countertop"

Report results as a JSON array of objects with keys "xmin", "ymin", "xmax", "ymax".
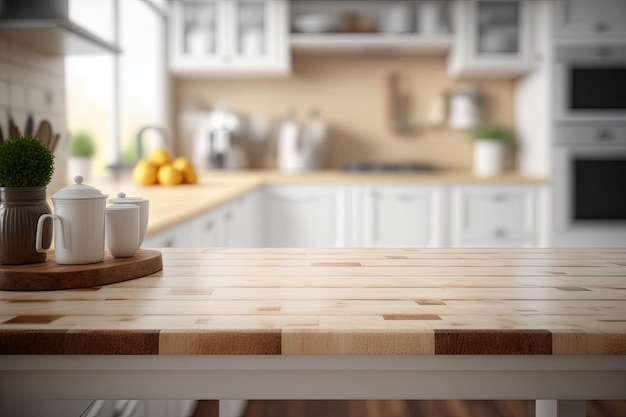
[
  {"xmin": 0, "ymin": 247, "xmax": 623, "ymax": 356},
  {"xmin": 89, "ymin": 170, "xmax": 547, "ymax": 237}
]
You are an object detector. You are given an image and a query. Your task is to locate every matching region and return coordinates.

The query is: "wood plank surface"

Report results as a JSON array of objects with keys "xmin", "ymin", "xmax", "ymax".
[{"xmin": 0, "ymin": 248, "xmax": 625, "ymax": 355}]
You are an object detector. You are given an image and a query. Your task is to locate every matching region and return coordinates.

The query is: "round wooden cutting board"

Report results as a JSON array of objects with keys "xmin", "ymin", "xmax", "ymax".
[{"xmin": 0, "ymin": 249, "xmax": 162, "ymax": 291}]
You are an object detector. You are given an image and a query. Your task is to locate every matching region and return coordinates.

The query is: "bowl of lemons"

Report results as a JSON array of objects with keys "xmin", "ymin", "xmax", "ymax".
[{"xmin": 132, "ymin": 148, "xmax": 197, "ymax": 186}]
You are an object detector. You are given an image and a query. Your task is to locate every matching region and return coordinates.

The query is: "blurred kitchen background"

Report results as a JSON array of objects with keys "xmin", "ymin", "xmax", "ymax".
[
  {"xmin": 0, "ymin": 0, "xmax": 523, "ymax": 180},
  {"xmin": 1, "ymin": 0, "xmax": 625, "ymax": 248}
]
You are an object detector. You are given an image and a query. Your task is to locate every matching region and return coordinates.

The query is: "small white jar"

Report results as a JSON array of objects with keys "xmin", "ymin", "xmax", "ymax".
[
  {"xmin": 109, "ymin": 192, "xmax": 149, "ymax": 246},
  {"xmin": 105, "ymin": 204, "xmax": 140, "ymax": 258}
]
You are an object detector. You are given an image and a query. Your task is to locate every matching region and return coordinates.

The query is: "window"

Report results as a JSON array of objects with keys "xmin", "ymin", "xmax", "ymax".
[{"xmin": 65, "ymin": 0, "xmax": 168, "ymax": 178}]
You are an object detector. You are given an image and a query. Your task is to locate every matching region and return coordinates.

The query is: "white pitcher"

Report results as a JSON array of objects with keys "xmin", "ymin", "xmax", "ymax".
[{"xmin": 35, "ymin": 176, "xmax": 109, "ymax": 265}]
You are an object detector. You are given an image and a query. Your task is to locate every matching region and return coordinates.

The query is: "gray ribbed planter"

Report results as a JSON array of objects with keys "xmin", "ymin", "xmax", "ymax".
[{"xmin": 0, "ymin": 187, "xmax": 52, "ymax": 265}]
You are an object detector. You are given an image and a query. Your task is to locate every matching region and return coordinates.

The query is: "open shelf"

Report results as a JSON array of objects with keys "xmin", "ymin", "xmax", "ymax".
[{"xmin": 290, "ymin": 33, "xmax": 453, "ymax": 54}]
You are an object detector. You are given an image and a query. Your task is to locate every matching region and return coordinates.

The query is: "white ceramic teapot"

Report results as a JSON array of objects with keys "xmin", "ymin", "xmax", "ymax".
[{"xmin": 35, "ymin": 176, "xmax": 109, "ymax": 265}]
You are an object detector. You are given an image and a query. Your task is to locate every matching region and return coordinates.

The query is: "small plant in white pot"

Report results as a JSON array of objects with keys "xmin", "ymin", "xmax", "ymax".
[
  {"xmin": 470, "ymin": 125, "xmax": 515, "ymax": 177},
  {"xmin": 68, "ymin": 131, "xmax": 96, "ymax": 181}
]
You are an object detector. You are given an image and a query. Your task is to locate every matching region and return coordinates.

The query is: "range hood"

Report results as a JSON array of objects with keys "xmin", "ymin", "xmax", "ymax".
[{"xmin": 0, "ymin": 0, "xmax": 120, "ymax": 55}]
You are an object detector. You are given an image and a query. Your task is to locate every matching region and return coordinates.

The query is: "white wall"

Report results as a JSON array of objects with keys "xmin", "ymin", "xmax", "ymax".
[{"xmin": 514, "ymin": 0, "xmax": 554, "ymax": 178}]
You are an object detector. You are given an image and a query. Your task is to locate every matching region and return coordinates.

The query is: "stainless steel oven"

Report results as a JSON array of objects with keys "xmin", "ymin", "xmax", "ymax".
[
  {"xmin": 555, "ymin": 46, "xmax": 626, "ymax": 123},
  {"xmin": 553, "ymin": 125, "xmax": 626, "ymax": 247}
]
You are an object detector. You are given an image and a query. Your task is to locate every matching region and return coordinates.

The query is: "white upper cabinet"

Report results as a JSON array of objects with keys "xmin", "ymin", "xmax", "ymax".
[
  {"xmin": 554, "ymin": 0, "xmax": 626, "ymax": 44},
  {"xmin": 169, "ymin": 0, "xmax": 290, "ymax": 77},
  {"xmin": 447, "ymin": 0, "xmax": 537, "ymax": 79},
  {"xmin": 356, "ymin": 185, "xmax": 445, "ymax": 248}
]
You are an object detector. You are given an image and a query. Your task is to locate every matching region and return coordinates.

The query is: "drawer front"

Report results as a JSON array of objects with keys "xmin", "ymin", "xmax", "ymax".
[
  {"xmin": 452, "ymin": 185, "xmax": 536, "ymax": 246},
  {"xmin": 555, "ymin": 125, "xmax": 626, "ymax": 145},
  {"xmin": 555, "ymin": 0, "xmax": 626, "ymax": 37}
]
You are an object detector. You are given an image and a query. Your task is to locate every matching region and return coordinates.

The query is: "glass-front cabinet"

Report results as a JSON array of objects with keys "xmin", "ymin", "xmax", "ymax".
[
  {"xmin": 448, "ymin": 0, "xmax": 537, "ymax": 79},
  {"xmin": 475, "ymin": 1, "xmax": 522, "ymax": 55},
  {"xmin": 170, "ymin": 0, "xmax": 290, "ymax": 76}
]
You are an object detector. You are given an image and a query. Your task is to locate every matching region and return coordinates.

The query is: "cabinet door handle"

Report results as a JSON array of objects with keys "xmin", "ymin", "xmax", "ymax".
[
  {"xmin": 373, "ymin": 192, "xmax": 419, "ymax": 202},
  {"xmin": 563, "ymin": 0, "xmax": 570, "ymax": 24},
  {"xmin": 596, "ymin": 47, "xmax": 613, "ymax": 58},
  {"xmin": 597, "ymin": 129, "xmax": 614, "ymax": 141},
  {"xmin": 224, "ymin": 210, "xmax": 232, "ymax": 221},
  {"xmin": 164, "ymin": 238, "xmax": 175, "ymax": 248},
  {"xmin": 274, "ymin": 195, "xmax": 326, "ymax": 204},
  {"xmin": 492, "ymin": 193, "xmax": 508, "ymax": 202},
  {"xmin": 593, "ymin": 22, "xmax": 609, "ymax": 32},
  {"xmin": 396, "ymin": 193, "xmax": 417, "ymax": 202},
  {"xmin": 205, "ymin": 220, "xmax": 215, "ymax": 230},
  {"xmin": 493, "ymin": 228, "xmax": 508, "ymax": 238}
]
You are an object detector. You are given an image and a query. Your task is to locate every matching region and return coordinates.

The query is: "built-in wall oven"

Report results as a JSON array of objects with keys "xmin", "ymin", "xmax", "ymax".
[
  {"xmin": 555, "ymin": 46, "xmax": 626, "ymax": 123},
  {"xmin": 553, "ymin": 125, "xmax": 626, "ymax": 247}
]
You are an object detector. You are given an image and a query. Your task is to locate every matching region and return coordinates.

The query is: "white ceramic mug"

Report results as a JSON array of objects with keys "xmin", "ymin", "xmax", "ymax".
[
  {"xmin": 105, "ymin": 204, "xmax": 140, "ymax": 258},
  {"xmin": 108, "ymin": 192, "xmax": 149, "ymax": 246}
]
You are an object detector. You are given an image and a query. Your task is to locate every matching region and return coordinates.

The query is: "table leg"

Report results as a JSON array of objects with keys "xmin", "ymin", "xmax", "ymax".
[
  {"xmin": 536, "ymin": 400, "xmax": 586, "ymax": 417},
  {"xmin": 219, "ymin": 400, "xmax": 247, "ymax": 417}
]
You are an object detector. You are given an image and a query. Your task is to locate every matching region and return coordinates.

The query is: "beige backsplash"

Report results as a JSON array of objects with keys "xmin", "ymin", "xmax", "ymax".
[{"xmin": 174, "ymin": 54, "xmax": 514, "ymax": 170}]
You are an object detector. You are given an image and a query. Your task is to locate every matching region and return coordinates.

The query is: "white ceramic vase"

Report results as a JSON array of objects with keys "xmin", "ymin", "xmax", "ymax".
[
  {"xmin": 68, "ymin": 157, "xmax": 92, "ymax": 182},
  {"xmin": 473, "ymin": 139, "xmax": 504, "ymax": 177}
]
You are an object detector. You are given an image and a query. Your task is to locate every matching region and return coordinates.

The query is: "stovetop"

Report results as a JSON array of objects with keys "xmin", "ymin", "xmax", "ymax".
[{"xmin": 342, "ymin": 161, "xmax": 437, "ymax": 173}]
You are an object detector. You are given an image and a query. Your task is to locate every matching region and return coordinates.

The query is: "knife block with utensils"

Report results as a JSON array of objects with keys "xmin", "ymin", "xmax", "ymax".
[{"xmin": 0, "ymin": 116, "xmax": 61, "ymax": 153}]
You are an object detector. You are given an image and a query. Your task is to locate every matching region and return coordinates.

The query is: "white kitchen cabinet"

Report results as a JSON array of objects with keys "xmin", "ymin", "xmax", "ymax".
[
  {"xmin": 144, "ymin": 182, "xmax": 546, "ymax": 250},
  {"xmin": 169, "ymin": 0, "xmax": 290, "ymax": 76},
  {"xmin": 447, "ymin": 0, "xmax": 537, "ymax": 79},
  {"xmin": 221, "ymin": 188, "xmax": 264, "ymax": 247},
  {"xmin": 355, "ymin": 185, "xmax": 445, "ymax": 248},
  {"xmin": 265, "ymin": 184, "xmax": 349, "ymax": 247},
  {"xmin": 144, "ymin": 190, "xmax": 263, "ymax": 249},
  {"xmin": 187, "ymin": 209, "xmax": 222, "ymax": 247},
  {"xmin": 142, "ymin": 220, "xmax": 197, "ymax": 248},
  {"xmin": 450, "ymin": 185, "xmax": 538, "ymax": 247},
  {"xmin": 554, "ymin": 0, "xmax": 626, "ymax": 43}
]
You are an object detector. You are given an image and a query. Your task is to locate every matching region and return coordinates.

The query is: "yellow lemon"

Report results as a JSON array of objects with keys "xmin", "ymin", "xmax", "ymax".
[
  {"xmin": 132, "ymin": 159, "xmax": 158, "ymax": 185},
  {"xmin": 148, "ymin": 147, "xmax": 172, "ymax": 168},
  {"xmin": 157, "ymin": 163, "xmax": 184, "ymax": 186},
  {"xmin": 171, "ymin": 157, "xmax": 197, "ymax": 184}
]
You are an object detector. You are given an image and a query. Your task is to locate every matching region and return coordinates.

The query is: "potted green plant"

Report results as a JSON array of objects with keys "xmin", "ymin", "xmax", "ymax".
[
  {"xmin": 0, "ymin": 136, "xmax": 55, "ymax": 264},
  {"xmin": 469, "ymin": 124, "xmax": 515, "ymax": 177},
  {"xmin": 68, "ymin": 131, "xmax": 96, "ymax": 181}
]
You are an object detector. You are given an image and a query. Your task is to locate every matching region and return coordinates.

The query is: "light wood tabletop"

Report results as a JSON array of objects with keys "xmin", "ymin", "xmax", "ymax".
[{"xmin": 1, "ymin": 247, "xmax": 624, "ymax": 356}]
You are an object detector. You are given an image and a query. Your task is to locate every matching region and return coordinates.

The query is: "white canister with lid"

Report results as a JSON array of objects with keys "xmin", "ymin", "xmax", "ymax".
[
  {"xmin": 448, "ymin": 85, "xmax": 483, "ymax": 130},
  {"xmin": 108, "ymin": 192, "xmax": 149, "ymax": 246},
  {"xmin": 35, "ymin": 176, "xmax": 109, "ymax": 265}
]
